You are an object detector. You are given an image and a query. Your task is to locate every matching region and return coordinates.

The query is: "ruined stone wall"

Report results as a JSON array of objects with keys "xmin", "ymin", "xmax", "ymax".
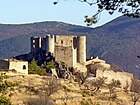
[
  {"xmin": 31, "ymin": 36, "xmax": 41, "ymax": 53},
  {"xmin": 9, "ymin": 60, "xmax": 28, "ymax": 75},
  {"xmin": 55, "ymin": 45, "xmax": 73, "ymax": 67},
  {"xmin": 41, "ymin": 36, "xmax": 48, "ymax": 51},
  {"xmin": 31, "ymin": 35, "xmax": 55, "ymax": 55},
  {"xmin": 0, "ymin": 59, "xmax": 9, "ymax": 70}
]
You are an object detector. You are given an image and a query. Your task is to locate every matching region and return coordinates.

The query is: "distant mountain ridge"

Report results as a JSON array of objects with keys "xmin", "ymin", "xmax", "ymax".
[
  {"xmin": 0, "ymin": 21, "xmax": 93, "ymax": 41},
  {"xmin": 0, "ymin": 16, "xmax": 140, "ymax": 78}
]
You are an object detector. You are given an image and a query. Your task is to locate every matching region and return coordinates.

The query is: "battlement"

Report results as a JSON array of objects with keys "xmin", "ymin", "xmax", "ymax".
[{"xmin": 55, "ymin": 35, "xmax": 76, "ymax": 46}]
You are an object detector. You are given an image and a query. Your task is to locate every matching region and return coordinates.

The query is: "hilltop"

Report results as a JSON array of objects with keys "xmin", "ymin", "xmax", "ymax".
[{"xmin": 0, "ymin": 16, "xmax": 140, "ymax": 78}]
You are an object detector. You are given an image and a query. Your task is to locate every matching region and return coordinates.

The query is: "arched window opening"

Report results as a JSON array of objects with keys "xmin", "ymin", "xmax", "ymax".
[
  {"xmin": 61, "ymin": 40, "xmax": 63, "ymax": 44},
  {"xmin": 23, "ymin": 65, "xmax": 26, "ymax": 70}
]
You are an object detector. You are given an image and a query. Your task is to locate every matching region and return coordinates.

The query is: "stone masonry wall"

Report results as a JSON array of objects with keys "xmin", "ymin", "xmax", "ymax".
[
  {"xmin": 9, "ymin": 60, "xmax": 28, "ymax": 75},
  {"xmin": 55, "ymin": 45, "xmax": 73, "ymax": 67},
  {"xmin": 55, "ymin": 36, "xmax": 77, "ymax": 67}
]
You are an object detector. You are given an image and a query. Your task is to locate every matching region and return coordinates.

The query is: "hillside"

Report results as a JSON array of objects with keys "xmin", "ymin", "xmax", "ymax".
[
  {"xmin": 0, "ymin": 16, "xmax": 140, "ymax": 78},
  {"xmin": 1, "ymin": 72, "xmax": 139, "ymax": 105}
]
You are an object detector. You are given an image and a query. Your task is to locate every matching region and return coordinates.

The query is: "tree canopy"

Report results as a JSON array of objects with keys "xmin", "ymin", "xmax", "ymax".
[{"xmin": 54, "ymin": 0, "xmax": 140, "ymax": 25}]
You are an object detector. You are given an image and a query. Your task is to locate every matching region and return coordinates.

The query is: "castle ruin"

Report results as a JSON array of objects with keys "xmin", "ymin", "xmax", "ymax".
[
  {"xmin": 31, "ymin": 35, "xmax": 86, "ymax": 68},
  {"xmin": 28, "ymin": 34, "xmax": 134, "ymax": 89}
]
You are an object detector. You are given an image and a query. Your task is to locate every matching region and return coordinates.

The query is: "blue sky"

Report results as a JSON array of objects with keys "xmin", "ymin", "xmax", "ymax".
[{"xmin": 0, "ymin": 0, "xmax": 122, "ymax": 27}]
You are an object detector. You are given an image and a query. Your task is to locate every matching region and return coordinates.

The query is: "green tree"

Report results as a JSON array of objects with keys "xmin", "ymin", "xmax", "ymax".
[
  {"xmin": 0, "ymin": 73, "xmax": 17, "ymax": 105},
  {"xmin": 28, "ymin": 59, "xmax": 46, "ymax": 75},
  {"xmin": 0, "ymin": 95, "xmax": 11, "ymax": 105},
  {"xmin": 44, "ymin": 61, "xmax": 56, "ymax": 72}
]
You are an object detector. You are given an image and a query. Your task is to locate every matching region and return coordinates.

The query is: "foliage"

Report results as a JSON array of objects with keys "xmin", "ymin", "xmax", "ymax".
[
  {"xmin": 43, "ymin": 77, "xmax": 61, "ymax": 97},
  {"xmin": 0, "ymin": 73, "xmax": 8, "ymax": 82},
  {"xmin": 107, "ymin": 79, "xmax": 121, "ymax": 99},
  {"xmin": 45, "ymin": 61, "xmax": 55, "ymax": 69},
  {"xmin": 0, "ymin": 73, "xmax": 10, "ymax": 93},
  {"xmin": 28, "ymin": 59, "xmax": 47, "ymax": 75},
  {"xmin": 43, "ymin": 61, "xmax": 56, "ymax": 74},
  {"xmin": 0, "ymin": 95, "xmax": 11, "ymax": 105},
  {"xmin": 92, "ymin": 77, "xmax": 106, "ymax": 91},
  {"xmin": 0, "ymin": 80, "xmax": 18, "ymax": 93},
  {"xmin": 0, "ymin": 73, "xmax": 18, "ymax": 105},
  {"xmin": 81, "ymin": 92, "xmax": 87, "ymax": 97},
  {"xmin": 26, "ymin": 96, "xmax": 55, "ymax": 105},
  {"xmin": 29, "ymin": 58, "xmax": 56, "ymax": 75},
  {"xmin": 54, "ymin": 0, "xmax": 140, "ymax": 25},
  {"xmin": 123, "ymin": 81, "xmax": 129, "ymax": 93},
  {"xmin": 81, "ymin": 101, "xmax": 90, "ymax": 105},
  {"xmin": 0, "ymin": 82, "xmax": 7, "ymax": 93}
]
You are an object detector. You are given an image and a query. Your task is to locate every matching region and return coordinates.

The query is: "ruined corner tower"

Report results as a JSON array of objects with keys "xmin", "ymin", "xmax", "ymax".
[{"xmin": 31, "ymin": 35, "xmax": 54, "ymax": 56}]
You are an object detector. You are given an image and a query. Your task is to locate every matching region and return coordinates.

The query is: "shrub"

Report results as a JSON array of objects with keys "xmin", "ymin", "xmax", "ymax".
[
  {"xmin": 0, "ymin": 73, "xmax": 8, "ymax": 82},
  {"xmin": 0, "ymin": 80, "xmax": 18, "ymax": 93},
  {"xmin": 107, "ymin": 79, "xmax": 121, "ymax": 99},
  {"xmin": 85, "ymin": 77, "xmax": 106, "ymax": 91},
  {"xmin": 4, "ymin": 80, "xmax": 18, "ymax": 87},
  {"xmin": 26, "ymin": 96, "xmax": 55, "ymax": 105},
  {"xmin": 44, "ymin": 61, "xmax": 55, "ymax": 70},
  {"xmin": 82, "ymin": 92, "xmax": 86, "ymax": 97},
  {"xmin": 0, "ymin": 82, "xmax": 7, "ymax": 93},
  {"xmin": 0, "ymin": 95, "xmax": 11, "ymax": 105},
  {"xmin": 43, "ymin": 77, "xmax": 61, "ymax": 97},
  {"xmin": 81, "ymin": 101, "xmax": 90, "ymax": 105},
  {"xmin": 28, "ymin": 59, "xmax": 47, "ymax": 75}
]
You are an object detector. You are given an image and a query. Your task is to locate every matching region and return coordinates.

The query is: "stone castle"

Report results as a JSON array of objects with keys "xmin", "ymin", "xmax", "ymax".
[
  {"xmin": 30, "ymin": 35, "xmax": 134, "ymax": 89},
  {"xmin": 0, "ymin": 34, "xmax": 134, "ymax": 89},
  {"xmin": 31, "ymin": 35, "xmax": 86, "ymax": 68}
]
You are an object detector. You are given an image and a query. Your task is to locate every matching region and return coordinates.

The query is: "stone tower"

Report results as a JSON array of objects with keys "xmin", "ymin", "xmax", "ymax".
[
  {"xmin": 77, "ymin": 36, "xmax": 86, "ymax": 64},
  {"xmin": 31, "ymin": 35, "xmax": 55, "ymax": 56},
  {"xmin": 54, "ymin": 36, "xmax": 77, "ymax": 67},
  {"xmin": 31, "ymin": 36, "xmax": 42, "ymax": 53},
  {"xmin": 47, "ymin": 34, "xmax": 55, "ymax": 54},
  {"xmin": 54, "ymin": 35, "xmax": 86, "ymax": 67},
  {"xmin": 41, "ymin": 35, "xmax": 55, "ymax": 54}
]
